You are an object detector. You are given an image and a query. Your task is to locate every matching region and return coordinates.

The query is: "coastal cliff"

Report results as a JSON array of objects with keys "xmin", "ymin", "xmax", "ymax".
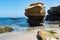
[{"xmin": 45, "ymin": 5, "xmax": 60, "ymax": 21}]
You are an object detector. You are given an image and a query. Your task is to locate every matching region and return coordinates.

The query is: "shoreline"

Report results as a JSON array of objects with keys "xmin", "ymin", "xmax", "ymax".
[
  {"xmin": 0, "ymin": 26, "xmax": 60, "ymax": 40},
  {"xmin": 0, "ymin": 28, "xmax": 39, "ymax": 40}
]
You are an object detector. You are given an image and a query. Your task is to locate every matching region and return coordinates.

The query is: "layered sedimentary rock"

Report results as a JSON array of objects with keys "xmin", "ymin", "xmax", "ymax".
[
  {"xmin": 25, "ymin": 2, "xmax": 45, "ymax": 26},
  {"xmin": 45, "ymin": 5, "xmax": 60, "ymax": 21}
]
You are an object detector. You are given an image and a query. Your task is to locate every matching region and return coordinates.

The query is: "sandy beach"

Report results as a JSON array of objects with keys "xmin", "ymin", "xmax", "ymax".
[
  {"xmin": 0, "ymin": 29, "xmax": 39, "ymax": 40},
  {"xmin": 0, "ymin": 25, "xmax": 60, "ymax": 40}
]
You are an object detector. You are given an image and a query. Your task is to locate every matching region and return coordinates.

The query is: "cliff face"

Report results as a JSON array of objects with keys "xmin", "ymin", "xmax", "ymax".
[
  {"xmin": 45, "ymin": 5, "xmax": 60, "ymax": 21},
  {"xmin": 25, "ymin": 2, "xmax": 46, "ymax": 26}
]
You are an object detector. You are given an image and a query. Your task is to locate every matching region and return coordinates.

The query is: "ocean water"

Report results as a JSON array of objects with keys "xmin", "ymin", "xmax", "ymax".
[
  {"xmin": 0, "ymin": 17, "xmax": 39, "ymax": 32},
  {"xmin": 0, "ymin": 18, "xmax": 28, "ymax": 26},
  {"xmin": 0, "ymin": 17, "xmax": 60, "ymax": 32}
]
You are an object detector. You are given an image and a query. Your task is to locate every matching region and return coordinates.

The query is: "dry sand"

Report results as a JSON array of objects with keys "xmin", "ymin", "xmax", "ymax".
[
  {"xmin": 0, "ymin": 26, "xmax": 60, "ymax": 40},
  {"xmin": 0, "ymin": 29, "xmax": 39, "ymax": 40}
]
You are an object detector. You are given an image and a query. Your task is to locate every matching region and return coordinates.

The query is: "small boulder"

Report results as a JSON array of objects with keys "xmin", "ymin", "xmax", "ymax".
[
  {"xmin": 37, "ymin": 29, "xmax": 59, "ymax": 40},
  {"xmin": 0, "ymin": 26, "xmax": 13, "ymax": 33}
]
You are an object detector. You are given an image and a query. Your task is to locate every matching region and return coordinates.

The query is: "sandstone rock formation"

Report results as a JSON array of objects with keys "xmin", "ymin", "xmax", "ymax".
[
  {"xmin": 45, "ymin": 5, "xmax": 60, "ymax": 21},
  {"xmin": 0, "ymin": 26, "xmax": 13, "ymax": 33},
  {"xmin": 37, "ymin": 29, "xmax": 59, "ymax": 40},
  {"xmin": 25, "ymin": 2, "xmax": 45, "ymax": 26}
]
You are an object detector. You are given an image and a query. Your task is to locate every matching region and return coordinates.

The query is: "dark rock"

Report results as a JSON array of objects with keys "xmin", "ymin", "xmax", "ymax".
[
  {"xmin": 10, "ymin": 18, "xmax": 17, "ymax": 20},
  {"xmin": 36, "ymin": 31, "xmax": 42, "ymax": 40},
  {"xmin": 45, "ymin": 5, "xmax": 60, "ymax": 21},
  {"xmin": 37, "ymin": 35, "xmax": 42, "ymax": 40},
  {"xmin": 25, "ymin": 2, "xmax": 46, "ymax": 26}
]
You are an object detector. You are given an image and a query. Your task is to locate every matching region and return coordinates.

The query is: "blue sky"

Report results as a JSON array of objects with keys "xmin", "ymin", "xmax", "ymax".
[{"xmin": 0, "ymin": 0, "xmax": 60, "ymax": 17}]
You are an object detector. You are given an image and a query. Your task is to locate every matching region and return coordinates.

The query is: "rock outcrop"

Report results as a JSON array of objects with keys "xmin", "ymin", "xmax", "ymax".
[
  {"xmin": 45, "ymin": 5, "xmax": 60, "ymax": 21},
  {"xmin": 37, "ymin": 29, "xmax": 59, "ymax": 40},
  {"xmin": 0, "ymin": 26, "xmax": 13, "ymax": 33},
  {"xmin": 25, "ymin": 2, "xmax": 46, "ymax": 26}
]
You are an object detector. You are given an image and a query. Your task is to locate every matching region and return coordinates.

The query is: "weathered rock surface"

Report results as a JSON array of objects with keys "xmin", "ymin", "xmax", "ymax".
[
  {"xmin": 0, "ymin": 26, "xmax": 13, "ymax": 33},
  {"xmin": 25, "ymin": 2, "xmax": 45, "ymax": 26},
  {"xmin": 45, "ymin": 5, "xmax": 60, "ymax": 21},
  {"xmin": 37, "ymin": 29, "xmax": 59, "ymax": 40}
]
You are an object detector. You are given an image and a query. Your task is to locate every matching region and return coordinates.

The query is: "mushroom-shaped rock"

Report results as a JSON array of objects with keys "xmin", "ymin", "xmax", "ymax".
[
  {"xmin": 25, "ymin": 2, "xmax": 46, "ymax": 26},
  {"xmin": 25, "ymin": 2, "xmax": 45, "ymax": 17}
]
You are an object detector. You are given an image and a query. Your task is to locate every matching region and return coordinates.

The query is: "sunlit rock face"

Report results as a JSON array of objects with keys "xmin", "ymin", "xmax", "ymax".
[
  {"xmin": 37, "ymin": 29, "xmax": 59, "ymax": 40},
  {"xmin": 0, "ymin": 26, "xmax": 13, "ymax": 33},
  {"xmin": 25, "ymin": 2, "xmax": 46, "ymax": 26},
  {"xmin": 45, "ymin": 5, "xmax": 60, "ymax": 21}
]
